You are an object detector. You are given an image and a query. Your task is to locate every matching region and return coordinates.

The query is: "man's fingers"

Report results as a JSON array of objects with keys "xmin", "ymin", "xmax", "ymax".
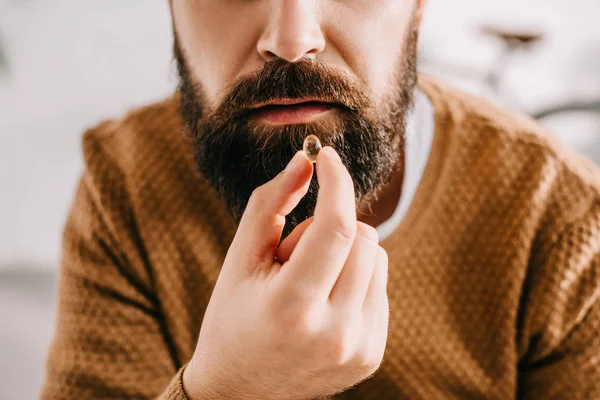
[
  {"xmin": 281, "ymin": 146, "xmax": 357, "ymax": 299},
  {"xmin": 329, "ymin": 223, "xmax": 379, "ymax": 310},
  {"xmin": 228, "ymin": 151, "xmax": 313, "ymax": 274},
  {"xmin": 365, "ymin": 248, "xmax": 389, "ymax": 365},
  {"xmin": 362, "ymin": 247, "xmax": 389, "ymax": 318},
  {"xmin": 276, "ymin": 217, "xmax": 314, "ymax": 264}
]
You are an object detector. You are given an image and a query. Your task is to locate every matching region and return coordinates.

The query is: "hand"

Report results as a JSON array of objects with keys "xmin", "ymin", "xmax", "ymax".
[{"xmin": 183, "ymin": 147, "xmax": 390, "ymax": 400}]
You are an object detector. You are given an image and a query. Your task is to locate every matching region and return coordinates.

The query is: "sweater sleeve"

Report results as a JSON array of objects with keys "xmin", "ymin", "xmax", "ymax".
[
  {"xmin": 517, "ymin": 201, "xmax": 600, "ymax": 399},
  {"xmin": 40, "ymin": 131, "xmax": 190, "ymax": 399}
]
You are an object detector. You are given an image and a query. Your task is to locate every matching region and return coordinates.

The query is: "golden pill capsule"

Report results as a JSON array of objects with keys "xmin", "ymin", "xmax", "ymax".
[{"xmin": 303, "ymin": 134, "xmax": 322, "ymax": 164}]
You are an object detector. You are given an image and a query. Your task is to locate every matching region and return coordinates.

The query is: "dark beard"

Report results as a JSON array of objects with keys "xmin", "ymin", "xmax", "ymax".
[{"xmin": 175, "ymin": 17, "xmax": 419, "ymax": 238}]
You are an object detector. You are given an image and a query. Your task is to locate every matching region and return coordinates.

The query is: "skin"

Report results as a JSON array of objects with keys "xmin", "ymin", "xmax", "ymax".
[
  {"xmin": 169, "ymin": 1, "xmax": 426, "ymax": 398},
  {"xmin": 172, "ymin": 0, "xmax": 425, "ymax": 227}
]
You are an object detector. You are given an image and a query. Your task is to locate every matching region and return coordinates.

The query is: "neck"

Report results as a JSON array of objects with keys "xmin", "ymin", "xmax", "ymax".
[{"xmin": 357, "ymin": 159, "xmax": 404, "ymax": 229}]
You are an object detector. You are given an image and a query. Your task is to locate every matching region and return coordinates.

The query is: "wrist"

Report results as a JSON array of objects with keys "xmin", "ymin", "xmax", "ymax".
[{"xmin": 182, "ymin": 362, "xmax": 222, "ymax": 400}]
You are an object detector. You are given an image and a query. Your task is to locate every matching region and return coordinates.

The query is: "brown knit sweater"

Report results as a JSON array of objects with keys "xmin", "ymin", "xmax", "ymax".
[{"xmin": 41, "ymin": 76, "xmax": 600, "ymax": 399}]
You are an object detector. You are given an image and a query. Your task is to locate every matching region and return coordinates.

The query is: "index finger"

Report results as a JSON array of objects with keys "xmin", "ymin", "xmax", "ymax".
[{"xmin": 280, "ymin": 146, "xmax": 357, "ymax": 299}]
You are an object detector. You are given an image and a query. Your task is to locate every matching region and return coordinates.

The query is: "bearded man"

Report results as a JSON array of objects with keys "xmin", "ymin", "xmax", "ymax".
[{"xmin": 42, "ymin": 1, "xmax": 600, "ymax": 399}]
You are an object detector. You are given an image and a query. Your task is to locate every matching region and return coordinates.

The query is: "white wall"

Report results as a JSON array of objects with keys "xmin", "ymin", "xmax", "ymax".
[
  {"xmin": 420, "ymin": 0, "xmax": 600, "ymax": 109},
  {"xmin": 0, "ymin": 0, "xmax": 599, "ymax": 270},
  {"xmin": 0, "ymin": 0, "xmax": 175, "ymax": 269}
]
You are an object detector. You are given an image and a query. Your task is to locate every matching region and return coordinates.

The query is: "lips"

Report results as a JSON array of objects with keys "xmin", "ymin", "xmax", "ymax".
[{"xmin": 249, "ymin": 100, "xmax": 338, "ymax": 125}]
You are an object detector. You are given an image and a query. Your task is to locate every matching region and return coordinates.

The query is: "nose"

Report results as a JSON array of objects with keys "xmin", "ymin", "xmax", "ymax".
[{"xmin": 257, "ymin": 0, "xmax": 326, "ymax": 63}]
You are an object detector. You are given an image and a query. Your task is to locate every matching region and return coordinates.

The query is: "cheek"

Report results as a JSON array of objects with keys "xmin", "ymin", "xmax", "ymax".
[
  {"xmin": 324, "ymin": 0, "xmax": 414, "ymax": 100},
  {"xmin": 368, "ymin": 19, "xmax": 413, "ymax": 102},
  {"xmin": 172, "ymin": 1, "xmax": 266, "ymax": 107}
]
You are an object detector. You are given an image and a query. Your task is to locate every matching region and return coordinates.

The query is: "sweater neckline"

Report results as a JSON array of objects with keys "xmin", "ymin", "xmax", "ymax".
[{"xmin": 380, "ymin": 75, "xmax": 454, "ymax": 247}]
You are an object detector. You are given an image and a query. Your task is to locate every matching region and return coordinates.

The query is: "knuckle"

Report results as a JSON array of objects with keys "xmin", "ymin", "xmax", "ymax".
[
  {"xmin": 271, "ymin": 300, "xmax": 321, "ymax": 336},
  {"xmin": 356, "ymin": 222, "xmax": 379, "ymax": 244},
  {"xmin": 324, "ymin": 326, "xmax": 355, "ymax": 365},
  {"xmin": 328, "ymin": 217, "xmax": 357, "ymax": 243}
]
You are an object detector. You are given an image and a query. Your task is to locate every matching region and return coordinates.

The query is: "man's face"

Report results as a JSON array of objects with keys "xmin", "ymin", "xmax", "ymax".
[{"xmin": 171, "ymin": 0, "xmax": 423, "ymax": 235}]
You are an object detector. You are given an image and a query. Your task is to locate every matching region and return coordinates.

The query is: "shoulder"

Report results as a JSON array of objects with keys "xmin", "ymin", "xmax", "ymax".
[
  {"xmin": 420, "ymin": 75, "xmax": 600, "ymax": 362},
  {"xmin": 81, "ymin": 94, "xmax": 189, "ymax": 177},
  {"xmin": 80, "ymin": 94, "xmax": 211, "ymax": 201},
  {"xmin": 78, "ymin": 94, "xmax": 236, "ymax": 253},
  {"xmin": 420, "ymin": 74, "xmax": 600, "ymax": 236}
]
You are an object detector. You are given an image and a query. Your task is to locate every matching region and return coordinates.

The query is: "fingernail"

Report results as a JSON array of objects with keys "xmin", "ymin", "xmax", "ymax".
[{"xmin": 284, "ymin": 151, "xmax": 303, "ymax": 172}]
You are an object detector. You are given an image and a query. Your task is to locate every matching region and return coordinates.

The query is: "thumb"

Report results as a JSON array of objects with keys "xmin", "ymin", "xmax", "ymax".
[{"xmin": 226, "ymin": 151, "xmax": 313, "ymax": 274}]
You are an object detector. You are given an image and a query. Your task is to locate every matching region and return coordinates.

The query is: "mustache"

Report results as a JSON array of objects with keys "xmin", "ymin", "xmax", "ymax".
[{"xmin": 215, "ymin": 57, "xmax": 371, "ymax": 118}]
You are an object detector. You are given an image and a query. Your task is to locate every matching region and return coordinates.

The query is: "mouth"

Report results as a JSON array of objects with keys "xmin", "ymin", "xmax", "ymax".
[{"xmin": 248, "ymin": 99, "xmax": 339, "ymax": 125}]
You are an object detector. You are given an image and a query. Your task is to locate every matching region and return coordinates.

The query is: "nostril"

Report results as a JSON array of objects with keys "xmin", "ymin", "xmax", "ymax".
[
  {"xmin": 257, "ymin": 29, "xmax": 326, "ymax": 63},
  {"xmin": 264, "ymin": 50, "xmax": 278, "ymax": 61}
]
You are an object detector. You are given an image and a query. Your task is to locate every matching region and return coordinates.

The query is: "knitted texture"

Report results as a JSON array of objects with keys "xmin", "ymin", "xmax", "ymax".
[{"xmin": 41, "ymin": 76, "xmax": 600, "ymax": 399}]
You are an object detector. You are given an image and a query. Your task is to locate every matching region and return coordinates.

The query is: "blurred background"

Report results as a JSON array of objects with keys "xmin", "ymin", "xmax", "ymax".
[{"xmin": 1, "ymin": 0, "xmax": 599, "ymax": 398}]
